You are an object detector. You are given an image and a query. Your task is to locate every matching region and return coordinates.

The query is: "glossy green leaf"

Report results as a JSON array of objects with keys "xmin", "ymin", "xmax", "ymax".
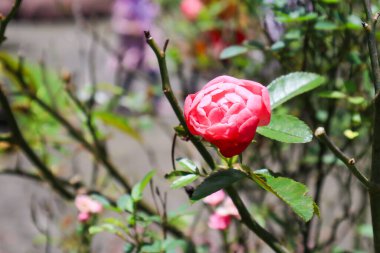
[
  {"xmin": 171, "ymin": 174, "xmax": 199, "ymax": 189},
  {"xmin": 220, "ymin": 45, "xmax": 248, "ymax": 60},
  {"xmin": 191, "ymin": 169, "xmax": 246, "ymax": 200},
  {"xmin": 257, "ymin": 114, "xmax": 313, "ymax": 143},
  {"xmin": 131, "ymin": 170, "xmax": 156, "ymax": 202},
  {"xmin": 251, "ymin": 169, "xmax": 318, "ymax": 221},
  {"xmin": 94, "ymin": 111, "xmax": 141, "ymax": 141},
  {"xmin": 268, "ymin": 72, "xmax": 326, "ymax": 108}
]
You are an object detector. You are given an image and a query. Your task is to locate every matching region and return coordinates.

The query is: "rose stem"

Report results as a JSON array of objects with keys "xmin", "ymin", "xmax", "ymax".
[
  {"xmin": 145, "ymin": 31, "xmax": 289, "ymax": 253},
  {"xmin": 361, "ymin": 0, "xmax": 380, "ymax": 251}
]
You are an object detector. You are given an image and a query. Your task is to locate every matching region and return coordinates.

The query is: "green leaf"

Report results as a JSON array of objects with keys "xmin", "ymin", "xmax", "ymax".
[
  {"xmin": 257, "ymin": 114, "xmax": 313, "ymax": 143},
  {"xmin": 141, "ymin": 241, "xmax": 162, "ymax": 252},
  {"xmin": 318, "ymin": 91, "xmax": 346, "ymax": 99},
  {"xmin": 314, "ymin": 21, "xmax": 339, "ymax": 31},
  {"xmin": 89, "ymin": 224, "xmax": 119, "ymax": 235},
  {"xmin": 357, "ymin": 224, "xmax": 373, "ymax": 238},
  {"xmin": 251, "ymin": 169, "xmax": 318, "ymax": 221},
  {"xmin": 176, "ymin": 157, "xmax": 198, "ymax": 173},
  {"xmin": 220, "ymin": 45, "xmax": 248, "ymax": 60},
  {"xmin": 165, "ymin": 170, "xmax": 193, "ymax": 179},
  {"xmin": 117, "ymin": 194, "xmax": 134, "ymax": 213},
  {"xmin": 171, "ymin": 174, "xmax": 199, "ymax": 189},
  {"xmin": 268, "ymin": 72, "xmax": 326, "ymax": 109},
  {"xmin": 191, "ymin": 169, "xmax": 246, "ymax": 201},
  {"xmin": 131, "ymin": 170, "xmax": 156, "ymax": 202},
  {"xmin": 348, "ymin": 96, "xmax": 366, "ymax": 105},
  {"xmin": 94, "ymin": 111, "xmax": 141, "ymax": 141}
]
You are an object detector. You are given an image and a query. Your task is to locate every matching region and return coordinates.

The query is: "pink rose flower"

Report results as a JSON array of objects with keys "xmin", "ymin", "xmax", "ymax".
[
  {"xmin": 208, "ymin": 212, "xmax": 231, "ymax": 230},
  {"xmin": 180, "ymin": 0, "xmax": 204, "ymax": 21},
  {"xmin": 75, "ymin": 195, "xmax": 103, "ymax": 222},
  {"xmin": 184, "ymin": 75, "xmax": 271, "ymax": 157},
  {"xmin": 203, "ymin": 190, "xmax": 226, "ymax": 206}
]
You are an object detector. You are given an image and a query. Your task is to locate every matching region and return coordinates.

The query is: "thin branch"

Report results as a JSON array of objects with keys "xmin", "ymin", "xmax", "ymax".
[
  {"xmin": 0, "ymin": 0, "xmax": 23, "ymax": 45},
  {"xmin": 314, "ymin": 127, "xmax": 370, "ymax": 189},
  {"xmin": 144, "ymin": 31, "xmax": 215, "ymax": 170}
]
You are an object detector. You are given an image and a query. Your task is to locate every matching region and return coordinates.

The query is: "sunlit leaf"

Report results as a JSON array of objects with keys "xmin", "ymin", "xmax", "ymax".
[
  {"xmin": 170, "ymin": 174, "xmax": 199, "ymax": 189},
  {"xmin": 257, "ymin": 114, "xmax": 313, "ymax": 143},
  {"xmin": 268, "ymin": 72, "xmax": 326, "ymax": 108},
  {"xmin": 131, "ymin": 170, "xmax": 156, "ymax": 202},
  {"xmin": 251, "ymin": 168, "xmax": 318, "ymax": 221},
  {"xmin": 220, "ymin": 45, "xmax": 248, "ymax": 60},
  {"xmin": 94, "ymin": 111, "xmax": 142, "ymax": 141}
]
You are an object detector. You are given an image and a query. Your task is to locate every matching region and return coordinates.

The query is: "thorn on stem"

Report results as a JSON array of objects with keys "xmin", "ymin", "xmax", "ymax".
[
  {"xmin": 144, "ymin": 30, "xmax": 152, "ymax": 40},
  {"xmin": 163, "ymin": 39, "xmax": 170, "ymax": 52},
  {"xmin": 362, "ymin": 21, "xmax": 370, "ymax": 31}
]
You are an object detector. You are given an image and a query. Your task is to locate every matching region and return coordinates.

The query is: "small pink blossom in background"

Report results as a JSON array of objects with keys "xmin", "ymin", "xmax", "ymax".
[
  {"xmin": 222, "ymin": 197, "xmax": 240, "ymax": 219},
  {"xmin": 180, "ymin": 0, "xmax": 204, "ymax": 21},
  {"xmin": 208, "ymin": 212, "xmax": 231, "ymax": 230},
  {"xmin": 77, "ymin": 212, "xmax": 90, "ymax": 222},
  {"xmin": 203, "ymin": 190, "xmax": 225, "ymax": 206},
  {"xmin": 75, "ymin": 195, "xmax": 103, "ymax": 222},
  {"xmin": 204, "ymin": 191, "xmax": 241, "ymax": 230}
]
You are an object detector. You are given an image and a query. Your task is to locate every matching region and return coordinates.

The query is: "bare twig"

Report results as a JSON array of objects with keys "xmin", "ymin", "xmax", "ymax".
[{"xmin": 314, "ymin": 127, "xmax": 370, "ymax": 189}]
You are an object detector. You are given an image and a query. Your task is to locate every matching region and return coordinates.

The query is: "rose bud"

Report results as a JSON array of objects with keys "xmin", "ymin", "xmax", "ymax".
[{"xmin": 184, "ymin": 75, "xmax": 271, "ymax": 157}]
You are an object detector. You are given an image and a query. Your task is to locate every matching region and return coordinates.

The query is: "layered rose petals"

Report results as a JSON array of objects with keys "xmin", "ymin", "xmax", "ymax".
[{"xmin": 184, "ymin": 75, "xmax": 271, "ymax": 157}]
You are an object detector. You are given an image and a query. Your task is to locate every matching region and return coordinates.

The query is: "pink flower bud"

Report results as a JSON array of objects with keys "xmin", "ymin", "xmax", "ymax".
[{"xmin": 184, "ymin": 75, "xmax": 271, "ymax": 157}]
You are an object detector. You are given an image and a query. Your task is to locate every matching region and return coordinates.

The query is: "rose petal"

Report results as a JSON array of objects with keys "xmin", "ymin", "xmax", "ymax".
[
  {"xmin": 246, "ymin": 94, "xmax": 262, "ymax": 113},
  {"xmin": 198, "ymin": 94, "xmax": 212, "ymax": 108},
  {"xmin": 225, "ymin": 93, "xmax": 244, "ymax": 104},
  {"xmin": 208, "ymin": 107, "xmax": 225, "ymax": 124},
  {"xmin": 205, "ymin": 123, "xmax": 229, "ymax": 138},
  {"xmin": 238, "ymin": 117, "xmax": 259, "ymax": 142},
  {"xmin": 241, "ymin": 79, "xmax": 265, "ymax": 95},
  {"xmin": 259, "ymin": 87, "xmax": 271, "ymax": 126}
]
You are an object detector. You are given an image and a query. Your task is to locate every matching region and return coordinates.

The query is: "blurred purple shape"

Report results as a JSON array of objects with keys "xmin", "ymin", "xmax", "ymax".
[
  {"xmin": 111, "ymin": 0, "xmax": 159, "ymax": 74},
  {"xmin": 264, "ymin": 10, "xmax": 284, "ymax": 42},
  {"xmin": 112, "ymin": 0, "xmax": 159, "ymax": 35}
]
